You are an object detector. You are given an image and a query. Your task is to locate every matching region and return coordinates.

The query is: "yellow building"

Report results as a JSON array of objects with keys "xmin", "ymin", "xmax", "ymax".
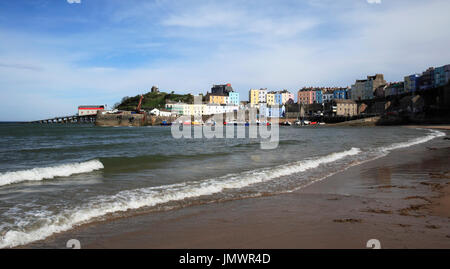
[
  {"xmin": 249, "ymin": 89, "xmax": 259, "ymax": 106},
  {"xmin": 266, "ymin": 93, "xmax": 275, "ymax": 105},
  {"xmin": 208, "ymin": 94, "xmax": 227, "ymax": 105}
]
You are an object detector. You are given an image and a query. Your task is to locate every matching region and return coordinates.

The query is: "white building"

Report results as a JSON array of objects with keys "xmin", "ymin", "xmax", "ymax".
[
  {"xmin": 78, "ymin": 105, "xmax": 105, "ymax": 116},
  {"xmin": 280, "ymin": 90, "xmax": 294, "ymax": 104},
  {"xmin": 258, "ymin": 88, "xmax": 267, "ymax": 103},
  {"xmin": 150, "ymin": 108, "xmax": 172, "ymax": 117},
  {"xmin": 165, "ymin": 103, "xmax": 238, "ymax": 116}
]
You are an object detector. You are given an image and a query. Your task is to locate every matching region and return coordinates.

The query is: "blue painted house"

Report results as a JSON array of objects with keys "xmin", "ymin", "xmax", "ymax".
[
  {"xmin": 333, "ymin": 89, "xmax": 348, "ymax": 100},
  {"xmin": 274, "ymin": 93, "xmax": 282, "ymax": 105},
  {"xmin": 228, "ymin": 92, "xmax": 240, "ymax": 105},
  {"xmin": 315, "ymin": 90, "xmax": 323, "ymax": 104}
]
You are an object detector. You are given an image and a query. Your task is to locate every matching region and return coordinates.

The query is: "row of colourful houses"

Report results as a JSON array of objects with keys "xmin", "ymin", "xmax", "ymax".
[
  {"xmin": 248, "ymin": 89, "xmax": 295, "ymax": 107},
  {"xmin": 297, "ymin": 87, "xmax": 349, "ymax": 105},
  {"xmin": 349, "ymin": 64, "xmax": 450, "ymax": 100},
  {"xmin": 162, "ymin": 63, "xmax": 450, "ymax": 118},
  {"xmin": 165, "ymin": 102, "xmax": 239, "ymax": 117}
]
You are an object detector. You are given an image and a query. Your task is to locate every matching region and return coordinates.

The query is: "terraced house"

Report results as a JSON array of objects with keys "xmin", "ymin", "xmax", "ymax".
[
  {"xmin": 333, "ymin": 100, "xmax": 357, "ymax": 117},
  {"xmin": 297, "ymin": 88, "xmax": 316, "ymax": 104},
  {"xmin": 249, "ymin": 89, "xmax": 260, "ymax": 106},
  {"xmin": 350, "ymin": 74, "xmax": 386, "ymax": 101}
]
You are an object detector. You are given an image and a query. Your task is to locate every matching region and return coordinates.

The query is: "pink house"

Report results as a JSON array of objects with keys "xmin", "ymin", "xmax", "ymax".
[{"xmin": 297, "ymin": 89, "xmax": 316, "ymax": 104}]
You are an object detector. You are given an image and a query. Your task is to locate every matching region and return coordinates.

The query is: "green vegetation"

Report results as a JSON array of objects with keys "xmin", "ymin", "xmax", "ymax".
[{"xmin": 114, "ymin": 91, "xmax": 194, "ymax": 111}]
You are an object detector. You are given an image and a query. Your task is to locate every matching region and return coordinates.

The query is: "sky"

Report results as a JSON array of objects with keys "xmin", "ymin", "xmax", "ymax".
[{"xmin": 1, "ymin": 0, "xmax": 450, "ymax": 121}]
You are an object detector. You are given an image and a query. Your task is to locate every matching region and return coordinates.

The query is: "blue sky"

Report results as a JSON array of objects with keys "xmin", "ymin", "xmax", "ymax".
[{"xmin": 1, "ymin": 0, "xmax": 450, "ymax": 121}]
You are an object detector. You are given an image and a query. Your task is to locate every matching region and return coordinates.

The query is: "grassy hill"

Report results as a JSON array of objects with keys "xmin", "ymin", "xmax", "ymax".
[{"xmin": 115, "ymin": 91, "xmax": 194, "ymax": 111}]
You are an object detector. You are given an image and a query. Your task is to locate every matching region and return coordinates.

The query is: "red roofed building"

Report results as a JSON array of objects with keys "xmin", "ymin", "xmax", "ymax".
[{"xmin": 78, "ymin": 105, "xmax": 105, "ymax": 116}]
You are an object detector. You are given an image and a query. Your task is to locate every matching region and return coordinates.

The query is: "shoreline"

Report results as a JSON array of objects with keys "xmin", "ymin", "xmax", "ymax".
[
  {"xmin": 404, "ymin": 125, "xmax": 450, "ymax": 131},
  {"xmin": 23, "ymin": 129, "xmax": 450, "ymax": 249}
]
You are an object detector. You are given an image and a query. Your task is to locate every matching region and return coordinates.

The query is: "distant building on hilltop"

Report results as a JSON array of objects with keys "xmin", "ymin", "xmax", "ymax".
[{"xmin": 151, "ymin": 86, "xmax": 159, "ymax": 93}]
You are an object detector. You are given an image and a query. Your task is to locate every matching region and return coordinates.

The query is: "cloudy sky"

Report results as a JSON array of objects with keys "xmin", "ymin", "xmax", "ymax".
[{"xmin": 1, "ymin": 0, "xmax": 450, "ymax": 121}]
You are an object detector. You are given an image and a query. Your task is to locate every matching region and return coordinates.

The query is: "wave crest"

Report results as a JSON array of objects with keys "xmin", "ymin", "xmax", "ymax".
[{"xmin": 0, "ymin": 160, "xmax": 104, "ymax": 187}]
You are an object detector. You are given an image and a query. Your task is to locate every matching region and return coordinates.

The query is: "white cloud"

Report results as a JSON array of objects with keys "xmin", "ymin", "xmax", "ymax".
[
  {"xmin": 367, "ymin": 0, "xmax": 382, "ymax": 4},
  {"xmin": 67, "ymin": 0, "xmax": 81, "ymax": 4},
  {"xmin": 161, "ymin": 5, "xmax": 319, "ymax": 38}
]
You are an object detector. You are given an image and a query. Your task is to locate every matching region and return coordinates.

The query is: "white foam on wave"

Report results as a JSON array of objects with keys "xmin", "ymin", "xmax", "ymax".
[
  {"xmin": 0, "ymin": 147, "xmax": 361, "ymax": 248},
  {"xmin": 0, "ymin": 160, "xmax": 104, "ymax": 187},
  {"xmin": 378, "ymin": 129, "xmax": 445, "ymax": 153}
]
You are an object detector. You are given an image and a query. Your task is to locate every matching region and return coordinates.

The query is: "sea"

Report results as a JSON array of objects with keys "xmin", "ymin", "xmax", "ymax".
[{"xmin": 0, "ymin": 122, "xmax": 445, "ymax": 248}]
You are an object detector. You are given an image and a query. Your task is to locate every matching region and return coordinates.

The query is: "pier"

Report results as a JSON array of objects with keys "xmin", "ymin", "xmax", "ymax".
[{"xmin": 30, "ymin": 115, "xmax": 96, "ymax": 124}]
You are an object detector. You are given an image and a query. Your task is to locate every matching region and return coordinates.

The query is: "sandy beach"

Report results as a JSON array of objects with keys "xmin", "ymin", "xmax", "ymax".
[
  {"xmin": 405, "ymin": 125, "xmax": 450, "ymax": 131},
  {"xmin": 25, "ymin": 129, "xmax": 450, "ymax": 249}
]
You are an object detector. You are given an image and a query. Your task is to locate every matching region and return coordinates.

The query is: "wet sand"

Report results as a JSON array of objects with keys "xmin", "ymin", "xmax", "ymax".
[
  {"xmin": 27, "ymin": 132, "xmax": 450, "ymax": 249},
  {"xmin": 405, "ymin": 125, "xmax": 450, "ymax": 130}
]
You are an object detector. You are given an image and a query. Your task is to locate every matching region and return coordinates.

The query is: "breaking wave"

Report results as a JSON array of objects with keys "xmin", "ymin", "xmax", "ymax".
[
  {"xmin": 378, "ymin": 129, "xmax": 445, "ymax": 153},
  {"xmin": 0, "ymin": 160, "xmax": 104, "ymax": 187},
  {"xmin": 0, "ymin": 148, "xmax": 360, "ymax": 248}
]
